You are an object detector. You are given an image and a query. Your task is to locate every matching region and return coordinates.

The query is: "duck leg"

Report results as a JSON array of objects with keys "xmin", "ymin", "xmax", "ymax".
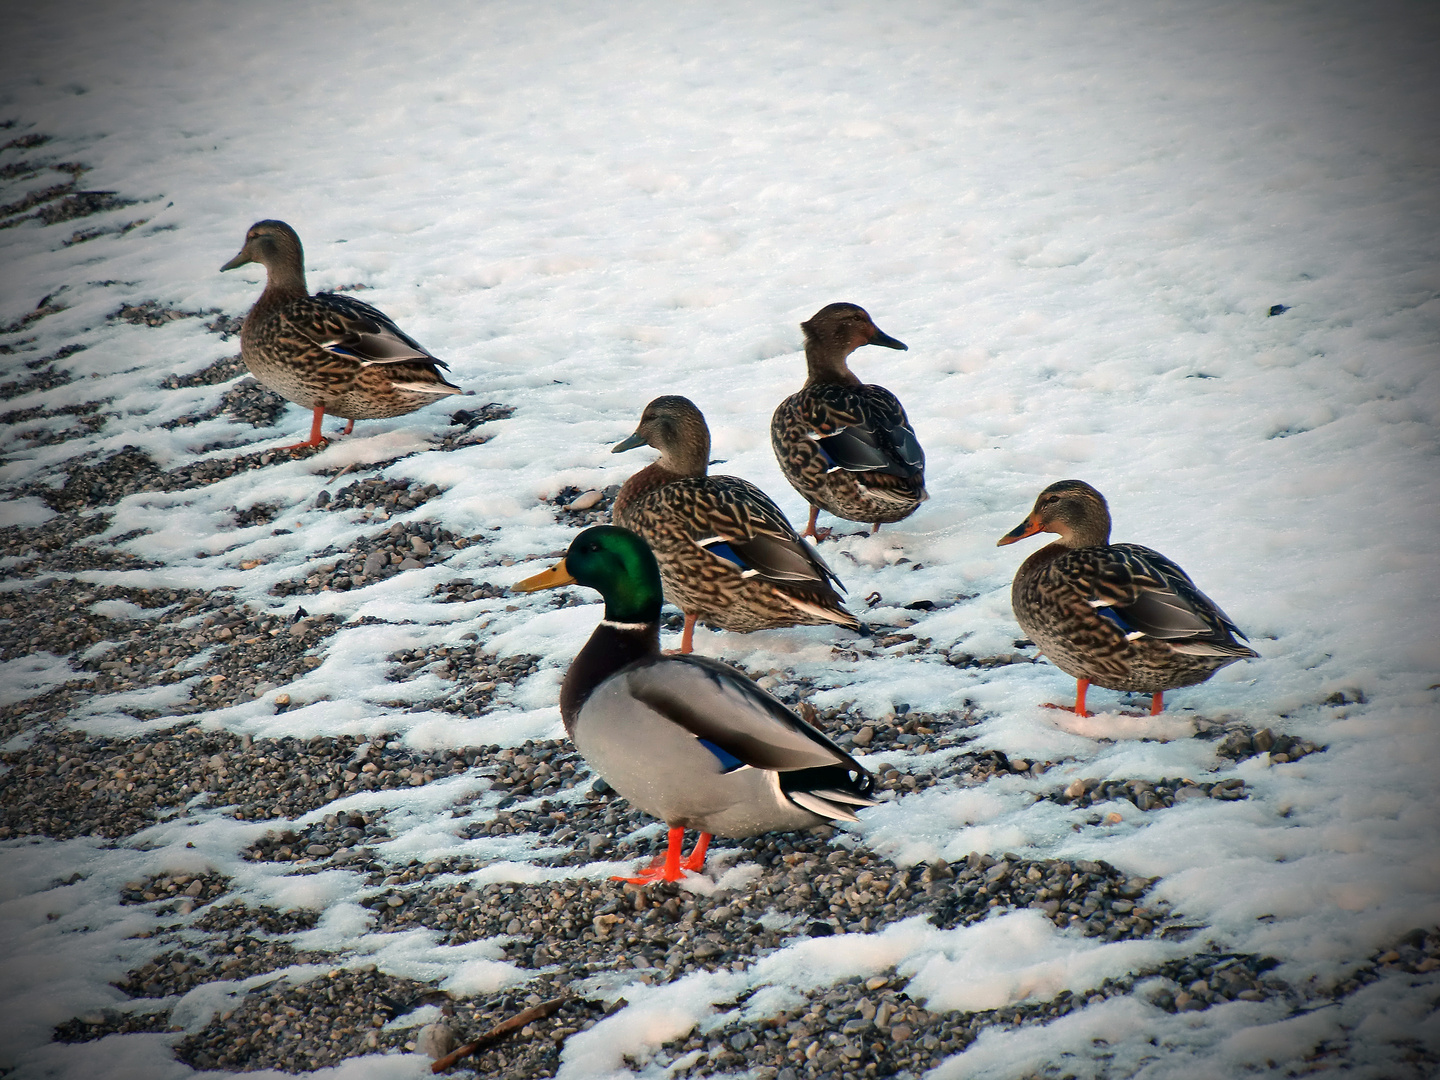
[
  {"xmin": 283, "ymin": 405, "xmax": 330, "ymax": 451},
  {"xmin": 871, "ymin": 523, "xmax": 881, "ymax": 534},
  {"xmin": 664, "ymin": 614, "xmax": 698, "ymax": 656},
  {"xmin": 681, "ymin": 832, "xmax": 712, "ymax": 873},
  {"xmin": 341, "ymin": 419, "xmax": 355, "ymax": 436},
  {"xmin": 613, "ymin": 826, "xmax": 710, "ymax": 884},
  {"xmin": 1149, "ymin": 691, "xmax": 1164, "ymax": 715},
  {"xmin": 800, "ymin": 505, "xmax": 833, "ymax": 542}
]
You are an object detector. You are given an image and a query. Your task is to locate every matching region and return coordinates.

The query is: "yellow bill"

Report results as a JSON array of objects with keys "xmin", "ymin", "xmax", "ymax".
[{"xmin": 512, "ymin": 560, "xmax": 576, "ymax": 592}]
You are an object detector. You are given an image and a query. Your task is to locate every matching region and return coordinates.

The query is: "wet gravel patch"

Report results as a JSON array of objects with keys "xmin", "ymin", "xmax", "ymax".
[
  {"xmin": 28, "ymin": 441, "xmax": 335, "ymax": 514},
  {"xmin": 1332, "ymin": 926, "xmax": 1440, "ymax": 995},
  {"xmin": 53, "ymin": 1008, "xmax": 175, "ymax": 1044},
  {"xmin": 1212, "ymin": 723, "xmax": 1325, "ymax": 765},
  {"xmin": 547, "ymin": 483, "xmax": 620, "ymax": 527},
  {"xmin": 382, "ymin": 644, "xmax": 541, "ymax": 715},
  {"xmin": 0, "ymin": 509, "xmax": 111, "ymax": 571},
  {"xmin": 194, "ymin": 902, "xmax": 323, "ymax": 937},
  {"xmin": 1047, "ymin": 775, "xmax": 1248, "ymax": 813},
  {"xmin": 436, "ymin": 401, "xmax": 515, "ymax": 452},
  {"xmin": 0, "ymin": 343, "xmax": 82, "ymax": 398},
  {"xmin": 120, "ymin": 870, "xmax": 232, "ymax": 914},
  {"xmin": 926, "ymin": 853, "xmax": 1166, "ymax": 939},
  {"xmin": 434, "ymin": 577, "xmax": 509, "ymax": 602},
  {"xmin": 269, "ymin": 515, "xmax": 469, "ymax": 597},
  {"xmin": 0, "ymin": 581, "xmax": 183, "ymax": 662},
  {"xmin": 110, "ymin": 300, "xmax": 216, "ymax": 328},
  {"xmin": 0, "ymin": 397, "xmax": 108, "ymax": 448},
  {"xmin": 316, "ymin": 476, "xmax": 443, "ymax": 515},
  {"xmin": 1145, "ymin": 951, "xmax": 1288, "ymax": 1013},
  {"xmin": 174, "ymin": 966, "xmax": 597, "ymax": 1076},
  {"xmin": 114, "ymin": 937, "xmax": 333, "ymax": 1000},
  {"xmin": 0, "ymin": 581, "xmax": 346, "ymax": 715},
  {"xmin": 157, "ymin": 345, "xmax": 245, "ymax": 392},
  {"xmin": 0, "ymin": 729, "xmax": 384, "ymax": 841},
  {"xmin": 162, "ymin": 375, "xmax": 291, "ymax": 432},
  {"xmin": 646, "ymin": 949, "xmax": 1290, "ymax": 1080},
  {"xmin": 0, "ymin": 151, "xmax": 118, "ymax": 232}
]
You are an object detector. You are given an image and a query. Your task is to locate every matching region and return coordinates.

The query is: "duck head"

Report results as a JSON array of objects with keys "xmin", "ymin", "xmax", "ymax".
[
  {"xmin": 221, "ymin": 220, "xmax": 306, "ymax": 292},
  {"xmin": 800, "ymin": 302, "xmax": 906, "ymax": 384},
  {"xmin": 514, "ymin": 525, "xmax": 664, "ymax": 624},
  {"xmin": 998, "ymin": 480, "xmax": 1113, "ymax": 549},
  {"xmin": 611, "ymin": 395, "xmax": 712, "ymax": 477}
]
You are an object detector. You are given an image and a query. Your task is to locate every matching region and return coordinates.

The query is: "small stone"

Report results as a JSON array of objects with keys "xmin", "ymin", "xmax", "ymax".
[
  {"xmin": 852, "ymin": 726, "xmax": 874, "ymax": 746},
  {"xmin": 890, "ymin": 1023, "xmax": 913, "ymax": 1043},
  {"xmin": 399, "ymin": 558, "xmax": 424, "ymax": 570},
  {"xmin": 865, "ymin": 976, "xmax": 889, "ymax": 991},
  {"xmin": 729, "ymin": 1029, "xmax": 756, "ymax": 1051},
  {"xmin": 1252, "ymin": 728, "xmax": 1275, "ymax": 753},
  {"xmin": 1105, "ymin": 811, "xmax": 1124, "ymax": 825},
  {"xmin": 1064, "ymin": 779, "xmax": 1087, "ymax": 799},
  {"xmin": 414, "ymin": 1022, "xmax": 456, "ymax": 1060},
  {"xmin": 274, "ymin": 693, "xmax": 291, "ymax": 705},
  {"xmin": 566, "ymin": 489, "xmax": 603, "ymax": 511}
]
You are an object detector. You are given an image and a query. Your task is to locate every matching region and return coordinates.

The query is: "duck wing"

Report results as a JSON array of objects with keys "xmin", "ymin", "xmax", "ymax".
[
  {"xmin": 280, "ymin": 293, "xmax": 459, "ymax": 392},
  {"xmin": 1069, "ymin": 544, "xmax": 1258, "ymax": 657},
  {"xmin": 621, "ymin": 654, "xmax": 866, "ymax": 775},
  {"xmin": 809, "ymin": 385, "xmax": 924, "ymax": 481},
  {"xmin": 693, "ymin": 477, "xmax": 846, "ymax": 593}
]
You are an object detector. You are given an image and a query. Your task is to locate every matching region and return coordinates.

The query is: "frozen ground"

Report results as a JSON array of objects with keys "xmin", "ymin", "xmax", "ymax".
[{"xmin": 1, "ymin": 0, "xmax": 1438, "ymax": 1077}]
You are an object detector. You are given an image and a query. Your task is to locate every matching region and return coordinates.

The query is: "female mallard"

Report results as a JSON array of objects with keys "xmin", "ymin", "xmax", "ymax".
[
  {"xmin": 514, "ymin": 526, "xmax": 876, "ymax": 883},
  {"xmin": 771, "ymin": 303, "xmax": 926, "ymax": 539},
  {"xmin": 220, "ymin": 220, "xmax": 461, "ymax": 449},
  {"xmin": 612, "ymin": 395, "xmax": 859, "ymax": 654},
  {"xmin": 997, "ymin": 480, "xmax": 1259, "ymax": 716}
]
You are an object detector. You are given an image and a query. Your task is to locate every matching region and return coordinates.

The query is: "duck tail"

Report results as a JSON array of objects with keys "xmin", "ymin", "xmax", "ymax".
[{"xmin": 780, "ymin": 764, "xmax": 877, "ymax": 822}]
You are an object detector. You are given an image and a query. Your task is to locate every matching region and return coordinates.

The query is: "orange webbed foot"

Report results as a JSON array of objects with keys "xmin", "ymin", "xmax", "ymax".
[{"xmin": 610, "ymin": 828, "xmax": 710, "ymax": 884}]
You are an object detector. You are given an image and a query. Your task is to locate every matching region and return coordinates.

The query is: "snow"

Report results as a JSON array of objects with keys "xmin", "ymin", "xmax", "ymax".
[{"xmin": 2, "ymin": 0, "xmax": 1439, "ymax": 1076}]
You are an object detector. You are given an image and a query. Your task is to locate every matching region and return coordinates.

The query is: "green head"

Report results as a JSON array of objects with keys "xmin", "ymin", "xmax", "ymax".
[{"xmin": 513, "ymin": 526, "xmax": 663, "ymax": 623}]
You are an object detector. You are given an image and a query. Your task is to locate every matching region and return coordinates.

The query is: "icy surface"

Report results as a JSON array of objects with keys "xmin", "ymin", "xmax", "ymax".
[{"xmin": 1, "ymin": 0, "xmax": 1438, "ymax": 1077}]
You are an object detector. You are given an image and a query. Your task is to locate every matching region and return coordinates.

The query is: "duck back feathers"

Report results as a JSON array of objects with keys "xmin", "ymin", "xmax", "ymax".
[
  {"xmin": 771, "ymin": 303, "xmax": 926, "ymax": 526},
  {"xmin": 1002, "ymin": 480, "xmax": 1258, "ymax": 696}
]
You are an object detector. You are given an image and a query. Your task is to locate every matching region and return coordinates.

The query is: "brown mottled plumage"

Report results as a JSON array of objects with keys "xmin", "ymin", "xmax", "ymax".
[
  {"xmin": 998, "ymin": 480, "xmax": 1258, "ymax": 716},
  {"xmin": 612, "ymin": 396, "xmax": 859, "ymax": 654},
  {"xmin": 771, "ymin": 303, "xmax": 926, "ymax": 539},
  {"xmin": 220, "ymin": 220, "xmax": 460, "ymax": 448}
]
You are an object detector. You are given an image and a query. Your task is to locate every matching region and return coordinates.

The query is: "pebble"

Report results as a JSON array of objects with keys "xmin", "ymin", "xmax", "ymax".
[{"xmin": 0, "ymin": 314, "xmax": 1383, "ymax": 1080}]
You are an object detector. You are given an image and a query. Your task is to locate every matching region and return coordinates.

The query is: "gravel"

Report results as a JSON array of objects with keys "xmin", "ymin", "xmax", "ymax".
[{"xmin": 0, "ymin": 241, "xmax": 1386, "ymax": 1077}]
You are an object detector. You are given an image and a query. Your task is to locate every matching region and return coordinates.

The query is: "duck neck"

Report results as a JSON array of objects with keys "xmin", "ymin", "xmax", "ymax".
[
  {"xmin": 256, "ymin": 250, "xmax": 309, "ymax": 307},
  {"xmin": 1055, "ymin": 512, "xmax": 1111, "ymax": 549},
  {"xmin": 559, "ymin": 620, "xmax": 660, "ymax": 731},
  {"xmin": 803, "ymin": 342, "xmax": 862, "ymax": 387},
  {"xmin": 613, "ymin": 461, "xmax": 682, "ymax": 522}
]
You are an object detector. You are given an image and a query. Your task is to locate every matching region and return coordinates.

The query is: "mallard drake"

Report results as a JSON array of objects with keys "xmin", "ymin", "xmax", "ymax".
[
  {"xmin": 997, "ymin": 480, "xmax": 1259, "ymax": 716},
  {"xmin": 611, "ymin": 395, "xmax": 860, "ymax": 654},
  {"xmin": 514, "ymin": 526, "xmax": 876, "ymax": 883},
  {"xmin": 220, "ymin": 220, "xmax": 461, "ymax": 449},
  {"xmin": 771, "ymin": 303, "xmax": 927, "ymax": 539}
]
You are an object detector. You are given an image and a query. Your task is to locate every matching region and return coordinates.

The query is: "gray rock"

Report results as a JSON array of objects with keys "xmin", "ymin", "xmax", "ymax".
[{"xmin": 414, "ymin": 1022, "xmax": 455, "ymax": 1060}]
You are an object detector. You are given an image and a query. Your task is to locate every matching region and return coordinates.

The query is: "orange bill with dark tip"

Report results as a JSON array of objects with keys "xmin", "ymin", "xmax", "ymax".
[
  {"xmin": 997, "ymin": 515, "xmax": 1043, "ymax": 546},
  {"xmin": 512, "ymin": 560, "xmax": 576, "ymax": 592}
]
